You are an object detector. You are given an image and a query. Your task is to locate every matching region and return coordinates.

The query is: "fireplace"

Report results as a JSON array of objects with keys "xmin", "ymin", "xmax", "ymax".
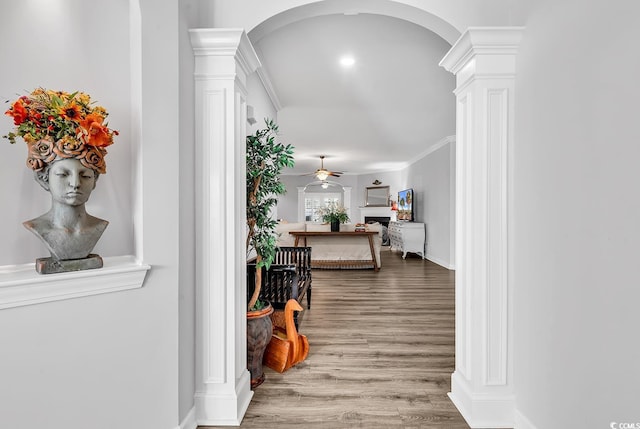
[
  {"xmin": 365, "ymin": 216, "xmax": 391, "ymax": 246},
  {"xmin": 364, "ymin": 216, "xmax": 390, "ymax": 227}
]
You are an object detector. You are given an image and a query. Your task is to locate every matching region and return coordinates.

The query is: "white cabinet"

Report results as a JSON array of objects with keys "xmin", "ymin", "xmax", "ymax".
[{"xmin": 388, "ymin": 221, "xmax": 426, "ymax": 259}]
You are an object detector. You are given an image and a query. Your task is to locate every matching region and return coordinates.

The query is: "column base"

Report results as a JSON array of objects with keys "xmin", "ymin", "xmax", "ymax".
[
  {"xmin": 448, "ymin": 371, "xmax": 515, "ymax": 428},
  {"xmin": 195, "ymin": 370, "xmax": 253, "ymax": 426}
]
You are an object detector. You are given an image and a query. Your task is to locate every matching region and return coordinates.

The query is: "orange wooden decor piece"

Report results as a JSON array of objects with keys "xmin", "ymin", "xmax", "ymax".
[{"xmin": 263, "ymin": 299, "xmax": 309, "ymax": 373}]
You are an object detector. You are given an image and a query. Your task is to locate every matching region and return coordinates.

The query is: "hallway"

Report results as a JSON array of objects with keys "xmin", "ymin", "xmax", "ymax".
[{"xmin": 203, "ymin": 249, "xmax": 468, "ymax": 428}]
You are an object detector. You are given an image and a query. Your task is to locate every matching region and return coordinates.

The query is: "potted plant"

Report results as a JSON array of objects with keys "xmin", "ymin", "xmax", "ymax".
[
  {"xmin": 246, "ymin": 118, "xmax": 294, "ymax": 388},
  {"xmin": 317, "ymin": 201, "xmax": 350, "ymax": 232}
]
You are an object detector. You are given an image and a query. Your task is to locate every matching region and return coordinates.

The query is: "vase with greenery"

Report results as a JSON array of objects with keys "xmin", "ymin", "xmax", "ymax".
[
  {"xmin": 245, "ymin": 118, "xmax": 294, "ymax": 388},
  {"xmin": 317, "ymin": 201, "xmax": 350, "ymax": 231}
]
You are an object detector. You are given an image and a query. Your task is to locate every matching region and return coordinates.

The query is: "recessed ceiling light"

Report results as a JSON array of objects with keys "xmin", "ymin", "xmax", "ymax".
[{"xmin": 339, "ymin": 56, "xmax": 355, "ymax": 68}]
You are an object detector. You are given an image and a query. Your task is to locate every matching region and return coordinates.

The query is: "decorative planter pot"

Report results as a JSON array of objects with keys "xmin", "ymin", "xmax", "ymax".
[
  {"xmin": 330, "ymin": 220, "xmax": 340, "ymax": 232},
  {"xmin": 247, "ymin": 303, "xmax": 274, "ymax": 388}
]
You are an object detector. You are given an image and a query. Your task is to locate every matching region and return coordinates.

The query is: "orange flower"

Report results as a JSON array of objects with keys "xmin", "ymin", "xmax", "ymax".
[
  {"xmin": 84, "ymin": 121, "xmax": 114, "ymax": 147},
  {"xmin": 79, "ymin": 113, "xmax": 104, "ymax": 129},
  {"xmin": 6, "ymin": 100, "xmax": 28, "ymax": 125},
  {"xmin": 58, "ymin": 101, "xmax": 82, "ymax": 121}
]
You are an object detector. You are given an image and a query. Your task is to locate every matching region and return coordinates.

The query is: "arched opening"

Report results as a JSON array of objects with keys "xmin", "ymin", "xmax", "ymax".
[{"xmin": 191, "ymin": 3, "xmax": 521, "ymax": 427}]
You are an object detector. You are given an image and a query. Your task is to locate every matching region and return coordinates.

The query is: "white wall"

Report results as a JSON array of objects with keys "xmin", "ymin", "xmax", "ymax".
[
  {"xmin": 178, "ymin": 0, "xmax": 198, "ymax": 421},
  {"xmin": 247, "ymin": 72, "xmax": 278, "ymax": 135},
  {"xmin": 513, "ymin": 0, "xmax": 640, "ymax": 427},
  {"xmin": 0, "ymin": 1, "xmax": 181, "ymax": 428},
  {"xmin": 405, "ymin": 141, "xmax": 455, "ymax": 268}
]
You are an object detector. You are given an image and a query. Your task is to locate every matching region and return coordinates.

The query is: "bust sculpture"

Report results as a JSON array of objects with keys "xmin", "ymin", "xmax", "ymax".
[
  {"xmin": 24, "ymin": 158, "xmax": 108, "ymax": 261},
  {"xmin": 4, "ymin": 88, "xmax": 118, "ymax": 273}
]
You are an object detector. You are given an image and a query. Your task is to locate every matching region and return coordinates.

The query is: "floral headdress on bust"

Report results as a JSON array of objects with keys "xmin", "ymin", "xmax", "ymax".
[{"xmin": 3, "ymin": 88, "xmax": 118, "ymax": 174}]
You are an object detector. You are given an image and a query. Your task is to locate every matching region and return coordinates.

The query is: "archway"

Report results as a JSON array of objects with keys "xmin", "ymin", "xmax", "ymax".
[
  {"xmin": 190, "ymin": 2, "xmax": 522, "ymax": 427},
  {"xmin": 248, "ymin": 0, "xmax": 460, "ymax": 45}
]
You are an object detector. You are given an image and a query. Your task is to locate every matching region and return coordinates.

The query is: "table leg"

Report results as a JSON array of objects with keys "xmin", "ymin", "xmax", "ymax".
[{"xmin": 368, "ymin": 235, "xmax": 379, "ymax": 271}]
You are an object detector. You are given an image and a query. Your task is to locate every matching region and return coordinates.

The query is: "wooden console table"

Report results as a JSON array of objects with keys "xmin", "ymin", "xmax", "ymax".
[{"xmin": 289, "ymin": 231, "xmax": 379, "ymax": 271}]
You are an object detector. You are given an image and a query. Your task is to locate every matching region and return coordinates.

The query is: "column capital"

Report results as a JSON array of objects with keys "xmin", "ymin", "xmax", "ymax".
[
  {"xmin": 440, "ymin": 27, "xmax": 524, "ymax": 85},
  {"xmin": 190, "ymin": 28, "xmax": 261, "ymax": 79}
]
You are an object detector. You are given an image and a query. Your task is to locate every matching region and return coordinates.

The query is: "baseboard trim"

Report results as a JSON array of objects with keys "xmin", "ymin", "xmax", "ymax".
[
  {"xmin": 177, "ymin": 407, "xmax": 197, "ymax": 429},
  {"xmin": 426, "ymin": 253, "xmax": 455, "ymax": 270},
  {"xmin": 514, "ymin": 409, "xmax": 537, "ymax": 429},
  {"xmin": 449, "ymin": 371, "xmax": 515, "ymax": 428}
]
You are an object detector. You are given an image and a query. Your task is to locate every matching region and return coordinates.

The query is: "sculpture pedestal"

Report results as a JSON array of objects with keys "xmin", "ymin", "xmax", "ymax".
[{"xmin": 35, "ymin": 254, "xmax": 103, "ymax": 274}]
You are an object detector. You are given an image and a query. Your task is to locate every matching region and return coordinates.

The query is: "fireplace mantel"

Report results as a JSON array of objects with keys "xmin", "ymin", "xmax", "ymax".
[{"xmin": 357, "ymin": 206, "xmax": 396, "ymax": 223}]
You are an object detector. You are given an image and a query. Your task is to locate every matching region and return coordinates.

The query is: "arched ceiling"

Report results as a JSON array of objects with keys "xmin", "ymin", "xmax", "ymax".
[{"xmin": 248, "ymin": 3, "xmax": 459, "ymax": 177}]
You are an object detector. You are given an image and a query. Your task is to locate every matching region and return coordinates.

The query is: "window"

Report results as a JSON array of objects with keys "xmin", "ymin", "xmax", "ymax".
[{"xmin": 304, "ymin": 193, "xmax": 342, "ymax": 222}]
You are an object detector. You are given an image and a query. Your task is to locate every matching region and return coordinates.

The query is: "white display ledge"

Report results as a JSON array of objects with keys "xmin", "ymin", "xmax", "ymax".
[{"xmin": 0, "ymin": 255, "xmax": 151, "ymax": 310}]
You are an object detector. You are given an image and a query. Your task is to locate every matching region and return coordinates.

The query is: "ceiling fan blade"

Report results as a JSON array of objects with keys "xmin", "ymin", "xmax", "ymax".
[{"xmin": 309, "ymin": 157, "xmax": 343, "ymax": 178}]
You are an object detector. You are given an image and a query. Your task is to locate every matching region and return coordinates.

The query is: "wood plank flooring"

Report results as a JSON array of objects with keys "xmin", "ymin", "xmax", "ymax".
[{"xmin": 201, "ymin": 247, "xmax": 469, "ymax": 428}]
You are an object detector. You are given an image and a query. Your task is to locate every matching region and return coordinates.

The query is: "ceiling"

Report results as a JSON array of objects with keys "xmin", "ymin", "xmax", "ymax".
[{"xmin": 250, "ymin": 12, "xmax": 456, "ymax": 178}]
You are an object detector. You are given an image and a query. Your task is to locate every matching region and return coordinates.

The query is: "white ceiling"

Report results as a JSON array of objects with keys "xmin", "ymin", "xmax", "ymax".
[{"xmin": 251, "ymin": 12, "xmax": 456, "ymax": 178}]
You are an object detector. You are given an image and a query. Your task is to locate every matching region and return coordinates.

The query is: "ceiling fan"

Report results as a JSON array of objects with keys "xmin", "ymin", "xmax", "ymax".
[{"xmin": 302, "ymin": 156, "xmax": 344, "ymax": 181}]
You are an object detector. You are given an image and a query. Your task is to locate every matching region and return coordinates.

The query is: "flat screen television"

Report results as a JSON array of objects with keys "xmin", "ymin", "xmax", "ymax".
[{"xmin": 397, "ymin": 188, "xmax": 414, "ymax": 221}]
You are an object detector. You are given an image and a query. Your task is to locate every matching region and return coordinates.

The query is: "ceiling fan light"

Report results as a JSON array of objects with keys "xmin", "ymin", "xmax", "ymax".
[
  {"xmin": 340, "ymin": 56, "xmax": 355, "ymax": 68},
  {"xmin": 316, "ymin": 171, "xmax": 329, "ymax": 181}
]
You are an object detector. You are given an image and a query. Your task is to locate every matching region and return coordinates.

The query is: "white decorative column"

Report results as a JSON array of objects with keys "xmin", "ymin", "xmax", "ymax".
[
  {"xmin": 190, "ymin": 29, "xmax": 260, "ymax": 426},
  {"xmin": 439, "ymin": 28, "xmax": 523, "ymax": 428}
]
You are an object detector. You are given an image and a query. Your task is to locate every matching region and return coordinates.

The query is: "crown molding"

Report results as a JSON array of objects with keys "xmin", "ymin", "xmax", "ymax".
[
  {"xmin": 255, "ymin": 63, "xmax": 283, "ymax": 111},
  {"xmin": 409, "ymin": 135, "xmax": 456, "ymax": 166},
  {"xmin": 251, "ymin": 44, "xmax": 283, "ymax": 111}
]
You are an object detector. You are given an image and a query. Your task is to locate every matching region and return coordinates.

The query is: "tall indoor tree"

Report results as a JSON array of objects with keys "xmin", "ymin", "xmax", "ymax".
[{"xmin": 246, "ymin": 118, "xmax": 295, "ymax": 310}]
